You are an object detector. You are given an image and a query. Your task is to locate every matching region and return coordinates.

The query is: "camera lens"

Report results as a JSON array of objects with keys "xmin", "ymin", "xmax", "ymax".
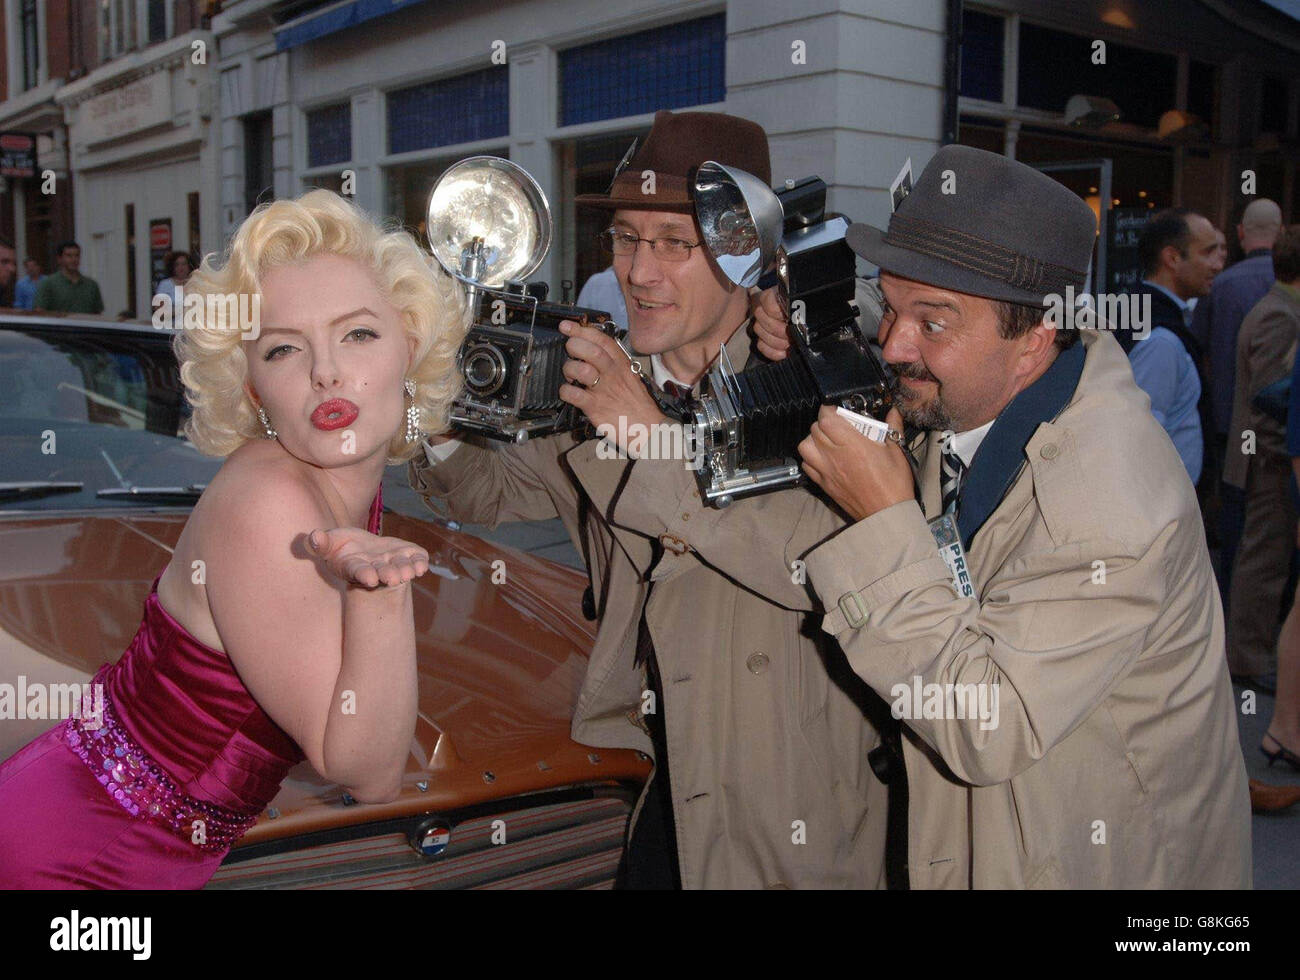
[{"xmin": 463, "ymin": 343, "xmax": 508, "ymax": 396}]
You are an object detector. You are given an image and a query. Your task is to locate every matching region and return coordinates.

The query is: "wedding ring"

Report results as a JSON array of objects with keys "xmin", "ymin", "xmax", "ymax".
[
  {"xmin": 886, "ymin": 427, "xmax": 904, "ymax": 445},
  {"xmin": 590, "ymin": 375, "xmax": 601, "ymax": 388}
]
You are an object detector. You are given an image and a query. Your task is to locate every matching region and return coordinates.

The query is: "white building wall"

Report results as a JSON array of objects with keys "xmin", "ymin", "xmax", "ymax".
[
  {"xmin": 213, "ymin": 0, "xmax": 950, "ymax": 287},
  {"xmin": 728, "ymin": 0, "xmax": 946, "ymax": 233},
  {"xmin": 56, "ymin": 32, "xmax": 221, "ymax": 318}
]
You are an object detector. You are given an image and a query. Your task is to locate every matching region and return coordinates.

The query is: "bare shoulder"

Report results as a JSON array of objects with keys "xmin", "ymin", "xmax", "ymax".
[
  {"xmin": 159, "ymin": 443, "xmax": 337, "ymax": 648},
  {"xmin": 190, "ymin": 445, "xmax": 338, "ymax": 572}
]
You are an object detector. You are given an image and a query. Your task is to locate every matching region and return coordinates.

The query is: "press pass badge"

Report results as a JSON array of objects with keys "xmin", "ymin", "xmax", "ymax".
[
  {"xmin": 890, "ymin": 158, "xmax": 914, "ymax": 213},
  {"xmin": 928, "ymin": 513, "xmax": 975, "ymax": 599},
  {"xmin": 835, "ymin": 406, "xmax": 893, "ymax": 443}
]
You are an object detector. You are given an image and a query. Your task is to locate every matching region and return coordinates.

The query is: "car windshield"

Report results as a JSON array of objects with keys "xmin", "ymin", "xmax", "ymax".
[{"xmin": 0, "ymin": 323, "xmax": 222, "ymax": 510}]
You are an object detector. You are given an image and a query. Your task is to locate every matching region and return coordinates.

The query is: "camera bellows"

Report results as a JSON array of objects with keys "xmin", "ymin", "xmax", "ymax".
[{"xmin": 732, "ymin": 356, "xmax": 822, "ymax": 464}]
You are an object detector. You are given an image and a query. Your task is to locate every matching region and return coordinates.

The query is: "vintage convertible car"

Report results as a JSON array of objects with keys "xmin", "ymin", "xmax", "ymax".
[{"xmin": 0, "ymin": 312, "xmax": 648, "ymax": 888}]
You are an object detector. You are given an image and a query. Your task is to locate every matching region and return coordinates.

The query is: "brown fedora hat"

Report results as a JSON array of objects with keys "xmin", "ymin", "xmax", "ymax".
[{"xmin": 576, "ymin": 109, "xmax": 772, "ymax": 213}]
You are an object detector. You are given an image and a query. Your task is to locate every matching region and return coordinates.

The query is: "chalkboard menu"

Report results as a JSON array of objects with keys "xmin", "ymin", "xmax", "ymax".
[{"xmin": 1106, "ymin": 207, "xmax": 1151, "ymax": 293}]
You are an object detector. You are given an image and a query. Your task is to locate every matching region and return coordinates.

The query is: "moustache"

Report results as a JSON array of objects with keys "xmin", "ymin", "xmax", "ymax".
[{"xmin": 890, "ymin": 361, "xmax": 938, "ymax": 385}]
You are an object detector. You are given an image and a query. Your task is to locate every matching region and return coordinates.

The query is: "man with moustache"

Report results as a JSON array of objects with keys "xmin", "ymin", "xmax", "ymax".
[
  {"xmin": 604, "ymin": 146, "xmax": 1251, "ymax": 887},
  {"xmin": 409, "ymin": 110, "xmax": 888, "ymax": 889}
]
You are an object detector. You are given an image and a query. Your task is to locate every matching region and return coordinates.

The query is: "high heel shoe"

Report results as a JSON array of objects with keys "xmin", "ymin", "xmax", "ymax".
[{"xmin": 1260, "ymin": 732, "xmax": 1300, "ymax": 773}]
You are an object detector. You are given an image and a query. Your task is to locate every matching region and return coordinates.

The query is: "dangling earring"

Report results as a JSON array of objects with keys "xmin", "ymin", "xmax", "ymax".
[
  {"xmin": 404, "ymin": 378, "xmax": 419, "ymax": 442},
  {"xmin": 256, "ymin": 405, "xmax": 277, "ymax": 439}
]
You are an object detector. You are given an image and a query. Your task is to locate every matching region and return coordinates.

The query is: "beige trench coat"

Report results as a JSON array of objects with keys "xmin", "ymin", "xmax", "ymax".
[
  {"xmin": 408, "ymin": 324, "xmax": 889, "ymax": 889},
  {"xmin": 614, "ymin": 329, "xmax": 1251, "ymax": 888}
]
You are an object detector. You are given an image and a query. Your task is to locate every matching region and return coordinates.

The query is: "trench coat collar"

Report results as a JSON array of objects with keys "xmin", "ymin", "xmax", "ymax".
[{"xmin": 955, "ymin": 340, "xmax": 1087, "ymax": 550}]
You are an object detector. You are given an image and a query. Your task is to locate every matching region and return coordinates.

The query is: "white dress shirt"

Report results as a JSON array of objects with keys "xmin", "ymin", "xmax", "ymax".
[{"xmin": 943, "ymin": 419, "xmax": 995, "ymax": 468}]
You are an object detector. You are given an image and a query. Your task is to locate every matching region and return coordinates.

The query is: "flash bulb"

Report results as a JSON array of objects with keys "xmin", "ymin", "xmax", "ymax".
[{"xmin": 426, "ymin": 156, "xmax": 552, "ymax": 289}]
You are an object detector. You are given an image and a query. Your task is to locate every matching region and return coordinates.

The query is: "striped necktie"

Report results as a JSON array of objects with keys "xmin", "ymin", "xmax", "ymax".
[{"xmin": 939, "ymin": 431, "xmax": 966, "ymax": 516}]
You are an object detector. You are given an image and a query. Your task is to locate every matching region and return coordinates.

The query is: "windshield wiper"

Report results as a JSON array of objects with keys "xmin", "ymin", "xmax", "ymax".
[
  {"xmin": 0, "ymin": 481, "xmax": 86, "ymax": 502},
  {"xmin": 95, "ymin": 484, "xmax": 206, "ymax": 502}
]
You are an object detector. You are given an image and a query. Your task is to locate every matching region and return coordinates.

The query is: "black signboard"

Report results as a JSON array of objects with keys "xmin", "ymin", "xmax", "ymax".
[{"xmin": 1106, "ymin": 207, "xmax": 1151, "ymax": 294}]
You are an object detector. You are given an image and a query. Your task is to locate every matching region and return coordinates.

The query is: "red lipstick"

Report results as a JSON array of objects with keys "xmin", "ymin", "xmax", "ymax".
[{"xmin": 311, "ymin": 398, "xmax": 359, "ymax": 431}]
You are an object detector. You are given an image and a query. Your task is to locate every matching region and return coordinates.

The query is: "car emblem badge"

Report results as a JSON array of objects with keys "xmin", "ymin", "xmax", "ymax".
[{"xmin": 413, "ymin": 819, "xmax": 452, "ymax": 857}]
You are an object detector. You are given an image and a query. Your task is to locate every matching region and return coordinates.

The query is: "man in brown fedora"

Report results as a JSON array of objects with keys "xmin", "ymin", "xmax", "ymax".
[
  {"xmin": 599, "ymin": 144, "xmax": 1252, "ymax": 888},
  {"xmin": 410, "ymin": 109, "xmax": 890, "ymax": 888}
]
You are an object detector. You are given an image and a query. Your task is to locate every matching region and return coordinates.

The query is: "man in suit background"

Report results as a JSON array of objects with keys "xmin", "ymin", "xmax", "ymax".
[
  {"xmin": 1124, "ymin": 208, "xmax": 1224, "ymax": 484},
  {"xmin": 1224, "ymin": 225, "xmax": 1300, "ymax": 686},
  {"xmin": 1193, "ymin": 199, "xmax": 1284, "ymax": 601}
]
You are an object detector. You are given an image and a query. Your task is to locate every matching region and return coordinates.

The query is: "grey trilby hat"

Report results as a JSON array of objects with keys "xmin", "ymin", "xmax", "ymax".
[{"xmin": 847, "ymin": 145, "xmax": 1097, "ymax": 306}]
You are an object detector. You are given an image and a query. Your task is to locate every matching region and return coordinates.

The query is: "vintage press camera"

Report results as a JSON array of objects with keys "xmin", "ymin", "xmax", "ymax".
[
  {"xmin": 426, "ymin": 156, "xmax": 619, "ymax": 442},
  {"xmin": 682, "ymin": 163, "xmax": 893, "ymax": 506}
]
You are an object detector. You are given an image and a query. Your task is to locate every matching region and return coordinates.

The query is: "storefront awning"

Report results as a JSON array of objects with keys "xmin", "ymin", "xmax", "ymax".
[{"xmin": 274, "ymin": 0, "xmax": 429, "ymax": 52}]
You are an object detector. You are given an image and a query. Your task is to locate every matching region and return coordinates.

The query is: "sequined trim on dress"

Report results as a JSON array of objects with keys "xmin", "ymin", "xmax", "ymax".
[{"xmin": 62, "ymin": 669, "xmax": 260, "ymax": 853}]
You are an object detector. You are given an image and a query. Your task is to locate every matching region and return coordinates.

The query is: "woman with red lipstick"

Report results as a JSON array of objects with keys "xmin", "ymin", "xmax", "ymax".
[{"xmin": 0, "ymin": 190, "xmax": 468, "ymax": 887}]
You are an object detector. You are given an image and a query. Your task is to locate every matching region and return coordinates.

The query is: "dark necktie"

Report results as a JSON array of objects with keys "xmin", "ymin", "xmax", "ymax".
[{"xmin": 940, "ymin": 433, "xmax": 966, "ymax": 516}]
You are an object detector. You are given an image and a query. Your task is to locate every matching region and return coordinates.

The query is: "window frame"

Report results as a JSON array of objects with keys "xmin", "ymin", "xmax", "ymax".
[
  {"xmin": 5, "ymin": 0, "xmax": 48, "ymax": 93},
  {"xmin": 99, "ymin": 0, "xmax": 176, "ymax": 63},
  {"xmin": 957, "ymin": 5, "xmax": 1219, "ymax": 146}
]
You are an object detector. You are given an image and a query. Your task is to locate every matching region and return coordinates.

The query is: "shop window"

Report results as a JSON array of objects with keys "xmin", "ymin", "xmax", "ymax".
[
  {"xmin": 385, "ymin": 150, "xmax": 507, "ymax": 239},
  {"xmin": 559, "ymin": 15, "xmax": 725, "ymax": 127},
  {"xmin": 125, "ymin": 204, "xmax": 137, "ymax": 320},
  {"xmin": 1260, "ymin": 74, "xmax": 1289, "ymax": 135},
  {"xmin": 147, "ymin": 0, "xmax": 167, "ymax": 44},
  {"xmin": 959, "ymin": 9, "xmax": 1004, "ymax": 103},
  {"xmin": 1017, "ymin": 22, "xmax": 1175, "ymax": 129},
  {"xmin": 188, "ymin": 191, "xmax": 200, "ymax": 261},
  {"xmin": 307, "ymin": 103, "xmax": 351, "ymax": 168},
  {"xmin": 99, "ymin": 0, "xmax": 139, "ymax": 61},
  {"xmin": 1015, "ymin": 124, "xmax": 1173, "ymax": 212},
  {"xmin": 387, "ymin": 67, "xmax": 508, "ymax": 156},
  {"xmin": 561, "ymin": 129, "xmax": 649, "ymax": 297},
  {"xmin": 302, "ymin": 172, "xmax": 351, "ymax": 198},
  {"xmin": 244, "ymin": 111, "xmax": 274, "ymax": 217},
  {"xmin": 1188, "ymin": 60, "xmax": 1217, "ymax": 132},
  {"xmin": 956, "ymin": 114, "xmax": 1005, "ymax": 153}
]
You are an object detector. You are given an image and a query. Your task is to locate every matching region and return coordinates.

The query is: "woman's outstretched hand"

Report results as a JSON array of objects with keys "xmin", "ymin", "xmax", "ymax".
[{"xmin": 306, "ymin": 527, "xmax": 430, "ymax": 589}]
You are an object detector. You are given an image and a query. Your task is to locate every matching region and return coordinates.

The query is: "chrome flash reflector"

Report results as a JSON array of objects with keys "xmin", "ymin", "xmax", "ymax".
[
  {"xmin": 426, "ymin": 156, "xmax": 552, "ymax": 288},
  {"xmin": 692, "ymin": 160, "xmax": 783, "ymax": 289}
]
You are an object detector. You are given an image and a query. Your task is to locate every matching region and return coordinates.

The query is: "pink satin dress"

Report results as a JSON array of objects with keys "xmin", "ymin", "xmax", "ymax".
[{"xmin": 0, "ymin": 490, "xmax": 383, "ymax": 888}]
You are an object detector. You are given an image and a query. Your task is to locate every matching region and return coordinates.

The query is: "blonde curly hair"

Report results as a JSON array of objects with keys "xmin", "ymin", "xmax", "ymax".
[{"xmin": 175, "ymin": 189, "xmax": 468, "ymax": 463}]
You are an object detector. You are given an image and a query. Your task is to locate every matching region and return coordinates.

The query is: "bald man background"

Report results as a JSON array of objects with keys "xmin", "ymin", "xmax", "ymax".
[{"xmin": 1192, "ymin": 198, "xmax": 1284, "ymax": 610}]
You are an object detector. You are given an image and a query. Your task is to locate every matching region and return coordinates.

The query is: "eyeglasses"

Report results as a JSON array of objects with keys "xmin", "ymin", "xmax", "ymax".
[{"xmin": 598, "ymin": 228, "xmax": 704, "ymax": 262}]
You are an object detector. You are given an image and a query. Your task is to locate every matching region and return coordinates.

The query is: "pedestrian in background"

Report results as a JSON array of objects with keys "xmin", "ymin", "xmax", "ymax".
[
  {"xmin": 153, "ymin": 250, "xmax": 194, "ymax": 307},
  {"xmin": 576, "ymin": 265, "xmax": 629, "ymax": 327},
  {"xmin": 1126, "ymin": 208, "xmax": 1223, "ymax": 483},
  {"xmin": 1225, "ymin": 225, "xmax": 1300, "ymax": 690},
  {"xmin": 1192, "ymin": 199, "xmax": 1284, "ymax": 597},
  {"xmin": 14, "ymin": 257, "xmax": 44, "ymax": 310},
  {"xmin": 34, "ymin": 241, "xmax": 104, "ymax": 315}
]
